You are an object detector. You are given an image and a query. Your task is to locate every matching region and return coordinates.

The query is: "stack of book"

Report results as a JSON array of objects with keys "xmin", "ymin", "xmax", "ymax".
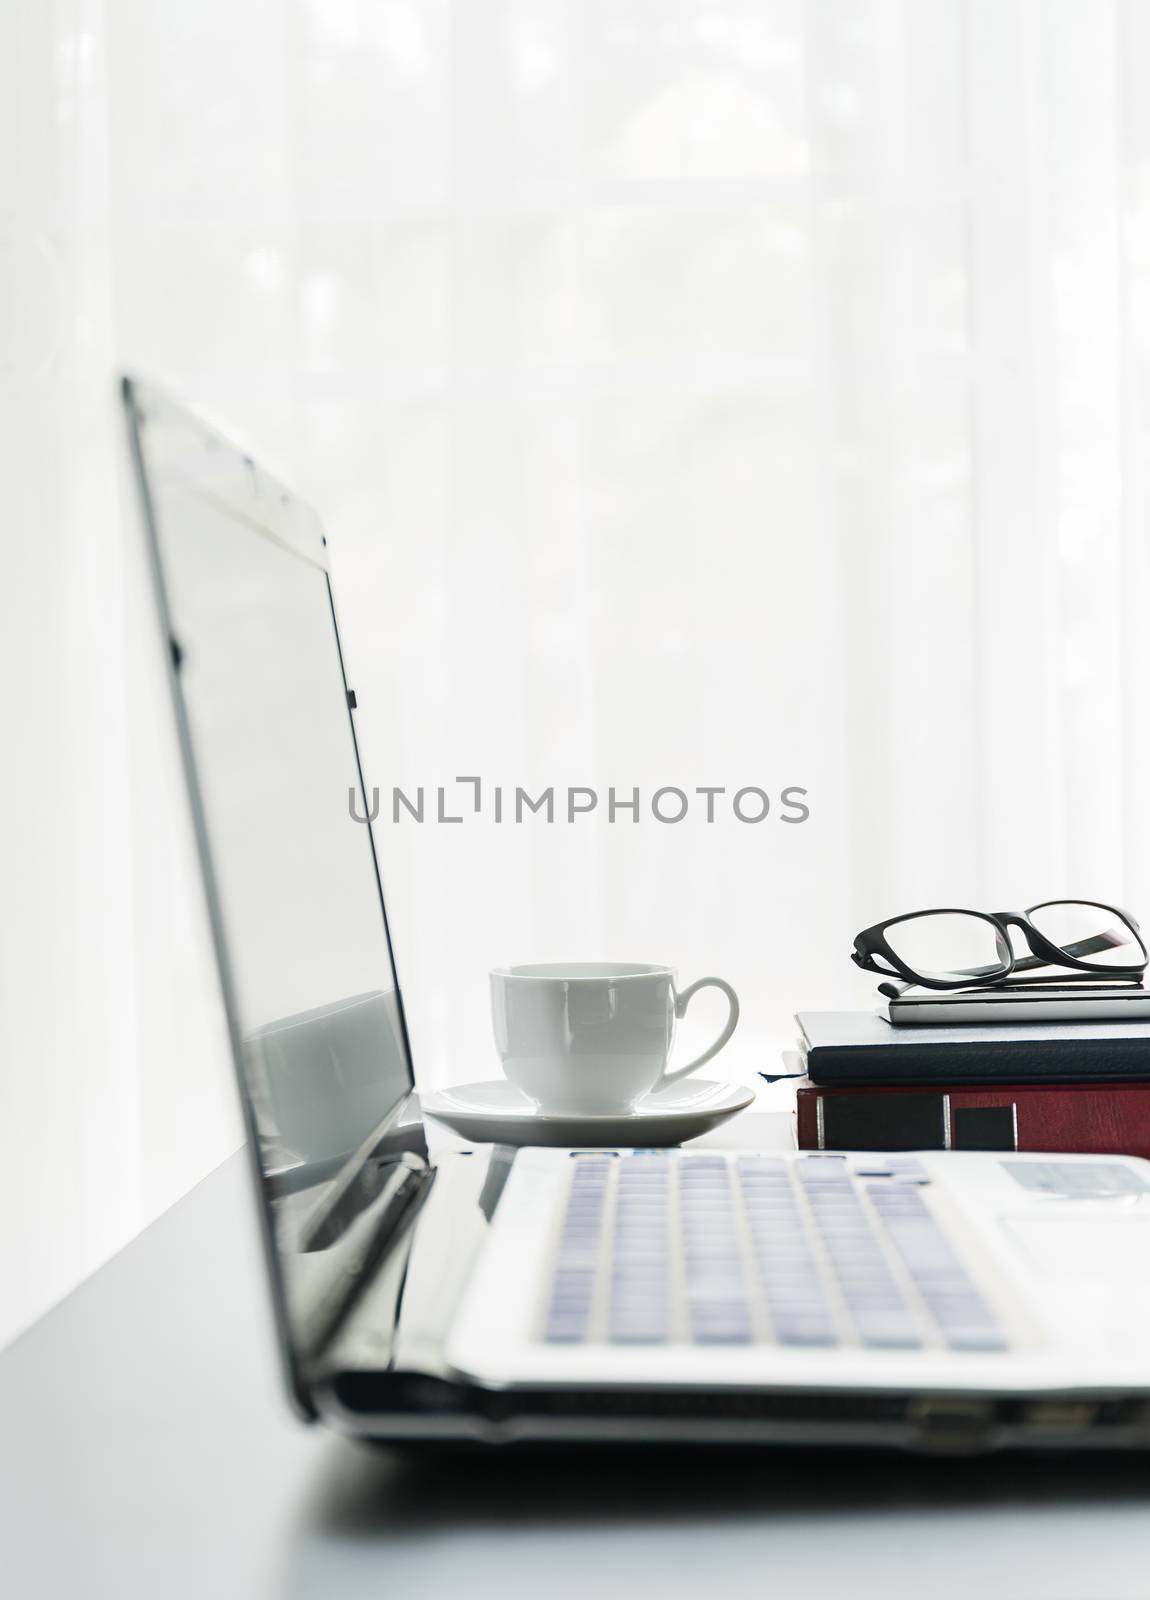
[{"xmin": 787, "ymin": 982, "xmax": 1150, "ymax": 1157}]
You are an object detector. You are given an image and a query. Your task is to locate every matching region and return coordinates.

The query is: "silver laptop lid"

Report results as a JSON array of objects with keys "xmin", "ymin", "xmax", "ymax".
[{"xmin": 123, "ymin": 378, "xmax": 425, "ymax": 1416}]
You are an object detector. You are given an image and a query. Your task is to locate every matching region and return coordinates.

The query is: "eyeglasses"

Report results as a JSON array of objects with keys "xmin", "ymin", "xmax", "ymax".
[{"xmin": 851, "ymin": 900, "xmax": 1147, "ymax": 994}]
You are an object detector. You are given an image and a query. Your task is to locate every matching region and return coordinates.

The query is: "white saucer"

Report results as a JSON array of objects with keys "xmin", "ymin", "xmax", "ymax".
[{"xmin": 421, "ymin": 1077, "xmax": 755, "ymax": 1148}]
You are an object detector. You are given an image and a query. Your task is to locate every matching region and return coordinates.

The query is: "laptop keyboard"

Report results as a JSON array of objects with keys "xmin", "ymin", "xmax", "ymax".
[{"xmin": 543, "ymin": 1153, "xmax": 1008, "ymax": 1352}]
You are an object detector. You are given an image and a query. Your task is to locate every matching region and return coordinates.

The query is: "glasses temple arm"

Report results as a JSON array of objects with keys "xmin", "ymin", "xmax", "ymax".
[
  {"xmin": 1012, "ymin": 929, "xmax": 1141, "ymax": 974},
  {"xmin": 877, "ymin": 930, "xmax": 1142, "ymax": 1000}
]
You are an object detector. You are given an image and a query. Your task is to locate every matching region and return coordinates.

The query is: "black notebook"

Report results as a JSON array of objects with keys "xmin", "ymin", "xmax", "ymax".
[{"xmin": 796, "ymin": 1010, "xmax": 1150, "ymax": 1086}]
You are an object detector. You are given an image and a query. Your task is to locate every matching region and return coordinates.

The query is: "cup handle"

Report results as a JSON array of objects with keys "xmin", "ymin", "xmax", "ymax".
[{"xmin": 659, "ymin": 978, "xmax": 740, "ymax": 1087}]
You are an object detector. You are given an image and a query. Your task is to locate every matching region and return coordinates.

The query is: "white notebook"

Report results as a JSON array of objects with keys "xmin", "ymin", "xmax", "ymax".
[{"xmin": 886, "ymin": 983, "xmax": 1150, "ymax": 1027}]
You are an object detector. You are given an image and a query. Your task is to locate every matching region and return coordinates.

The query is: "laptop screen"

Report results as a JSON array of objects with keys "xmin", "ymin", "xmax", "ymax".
[{"xmin": 125, "ymin": 381, "xmax": 421, "ymax": 1399}]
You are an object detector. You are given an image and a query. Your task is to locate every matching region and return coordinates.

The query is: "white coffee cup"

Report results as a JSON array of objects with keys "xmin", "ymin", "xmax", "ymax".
[{"xmin": 489, "ymin": 962, "xmax": 740, "ymax": 1114}]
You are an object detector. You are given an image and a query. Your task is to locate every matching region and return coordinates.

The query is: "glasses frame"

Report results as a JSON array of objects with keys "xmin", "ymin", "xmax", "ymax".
[{"xmin": 851, "ymin": 900, "xmax": 1148, "ymax": 993}]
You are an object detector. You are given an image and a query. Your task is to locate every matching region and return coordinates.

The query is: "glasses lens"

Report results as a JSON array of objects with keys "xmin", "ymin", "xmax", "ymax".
[
  {"xmin": 1027, "ymin": 901, "xmax": 1145, "ymax": 968},
  {"xmin": 883, "ymin": 912, "xmax": 1010, "ymax": 985}
]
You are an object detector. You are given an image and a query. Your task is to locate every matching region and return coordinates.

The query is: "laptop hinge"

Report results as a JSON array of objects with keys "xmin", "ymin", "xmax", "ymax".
[{"xmin": 306, "ymin": 1153, "xmax": 435, "ymax": 1363}]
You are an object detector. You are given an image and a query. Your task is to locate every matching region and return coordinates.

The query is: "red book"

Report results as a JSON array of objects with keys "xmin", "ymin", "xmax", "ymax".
[{"xmin": 795, "ymin": 1077, "xmax": 1150, "ymax": 1158}]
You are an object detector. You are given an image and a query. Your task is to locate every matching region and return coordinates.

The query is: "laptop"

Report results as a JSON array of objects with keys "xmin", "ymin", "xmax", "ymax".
[{"xmin": 124, "ymin": 376, "xmax": 1150, "ymax": 1453}]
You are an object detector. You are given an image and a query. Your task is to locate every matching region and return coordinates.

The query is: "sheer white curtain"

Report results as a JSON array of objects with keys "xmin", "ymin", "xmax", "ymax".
[{"xmin": 4, "ymin": 0, "xmax": 1150, "ymax": 1346}]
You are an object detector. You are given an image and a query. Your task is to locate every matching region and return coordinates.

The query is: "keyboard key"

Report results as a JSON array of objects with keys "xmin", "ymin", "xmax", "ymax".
[
  {"xmin": 772, "ymin": 1315, "xmax": 838, "ymax": 1347},
  {"xmin": 609, "ymin": 1326, "xmax": 668, "ymax": 1345},
  {"xmin": 689, "ymin": 1307, "xmax": 753, "ymax": 1343},
  {"xmin": 545, "ymin": 1318, "xmax": 589, "ymax": 1343},
  {"xmin": 943, "ymin": 1326, "xmax": 1009, "ymax": 1352},
  {"xmin": 852, "ymin": 1314, "xmax": 922, "ymax": 1349}
]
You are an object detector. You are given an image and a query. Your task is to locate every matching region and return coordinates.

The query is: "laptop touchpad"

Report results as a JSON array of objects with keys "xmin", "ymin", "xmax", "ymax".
[{"xmin": 1004, "ymin": 1215, "xmax": 1150, "ymax": 1279}]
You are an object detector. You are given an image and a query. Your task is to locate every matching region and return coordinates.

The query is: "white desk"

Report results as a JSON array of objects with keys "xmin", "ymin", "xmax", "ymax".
[{"xmin": 3, "ymin": 1119, "xmax": 1150, "ymax": 1599}]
